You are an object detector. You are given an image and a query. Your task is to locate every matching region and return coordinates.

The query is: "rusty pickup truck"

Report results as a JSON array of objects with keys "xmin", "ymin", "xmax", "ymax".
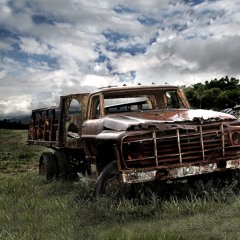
[{"xmin": 27, "ymin": 84, "xmax": 240, "ymax": 198}]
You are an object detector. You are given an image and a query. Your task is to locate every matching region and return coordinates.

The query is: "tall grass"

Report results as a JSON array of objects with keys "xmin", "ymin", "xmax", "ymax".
[
  {"xmin": 1, "ymin": 172, "xmax": 240, "ymax": 239},
  {"xmin": 1, "ymin": 129, "xmax": 240, "ymax": 239}
]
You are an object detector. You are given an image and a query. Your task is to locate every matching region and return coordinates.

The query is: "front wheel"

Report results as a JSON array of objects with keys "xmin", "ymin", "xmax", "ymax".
[{"xmin": 94, "ymin": 161, "xmax": 130, "ymax": 200}]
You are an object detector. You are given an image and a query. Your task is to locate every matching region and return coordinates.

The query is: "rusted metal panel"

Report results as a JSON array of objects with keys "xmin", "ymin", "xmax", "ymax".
[
  {"xmin": 121, "ymin": 158, "xmax": 240, "ymax": 183},
  {"xmin": 120, "ymin": 121, "xmax": 240, "ymax": 168},
  {"xmin": 56, "ymin": 93, "xmax": 89, "ymax": 148},
  {"xmin": 27, "ymin": 107, "xmax": 59, "ymax": 145},
  {"xmin": 116, "ymin": 118, "xmax": 240, "ymax": 183},
  {"xmin": 27, "ymin": 93, "xmax": 89, "ymax": 149}
]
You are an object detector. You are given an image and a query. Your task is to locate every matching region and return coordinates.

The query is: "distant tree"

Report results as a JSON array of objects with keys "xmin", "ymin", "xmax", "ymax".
[
  {"xmin": 205, "ymin": 76, "xmax": 239, "ymax": 91},
  {"xmin": 215, "ymin": 89, "xmax": 240, "ymax": 110},
  {"xmin": 184, "ymin": 76, "xmax": 240, "ymax": 110},
  {"xmin": 0, "ymin": 120, "xmax": 29, "ymax": 129},
  {"xmin": 202, "ymin": 88, "xmax": 221, "ymax": 109},
  {"xmin": 215, "ymin": 91, "xmax": 231, "ymax": 110},
  {"xmin": 184, "ymin": 83, "xmax": 205, "ymax": 108}
]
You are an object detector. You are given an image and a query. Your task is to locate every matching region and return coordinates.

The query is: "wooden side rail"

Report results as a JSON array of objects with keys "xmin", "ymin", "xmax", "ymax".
[{"xmin": 28, "ymin": 107, "xmax": 59, "ymax": 143}]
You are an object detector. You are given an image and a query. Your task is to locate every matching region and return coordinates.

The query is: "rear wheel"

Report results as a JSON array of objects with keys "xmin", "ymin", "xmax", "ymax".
[
  {"xmin": 94, "ymin": 161, "xmax": 130, "ymax": 199},
  {"xmin": 39, "ymin": 152, "xmax": 57, "ymax": 180},
  {"xmin": 54, "ymin": 150, "xmax": 69, "ymax": 178}
]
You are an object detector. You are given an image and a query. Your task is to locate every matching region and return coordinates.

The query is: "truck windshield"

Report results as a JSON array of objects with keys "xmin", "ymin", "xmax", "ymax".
[
  {"xmin": 104, "ymin": 95, "xmax": 154, "ymax": 114},
  {"xmin": 103, "ymin": 89, "xmax": 187, "ymax": 114}
]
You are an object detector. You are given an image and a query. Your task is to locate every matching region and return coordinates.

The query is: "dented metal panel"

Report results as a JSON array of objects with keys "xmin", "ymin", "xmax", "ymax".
[
  {"xmin": 101, "ymin": 109, "xmax": 235, "ymax": 131},
  {"xmin": 117, "ymin": 119, "xmax": 240, "ymax": 183}
]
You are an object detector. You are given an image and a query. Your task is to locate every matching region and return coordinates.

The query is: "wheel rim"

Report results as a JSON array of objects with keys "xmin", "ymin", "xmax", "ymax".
[{"xmin": 103, "ymin": 174, "xmax": 121, "ymax": 198}]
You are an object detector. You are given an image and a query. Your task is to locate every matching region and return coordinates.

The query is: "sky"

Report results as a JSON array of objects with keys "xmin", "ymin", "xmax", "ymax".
[{"xmin": 0, "ymin": 0, "xmax": 240, "ymax": 118}]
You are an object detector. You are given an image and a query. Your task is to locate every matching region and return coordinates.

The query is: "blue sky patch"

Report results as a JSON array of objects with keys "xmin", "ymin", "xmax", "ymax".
[
  {"xmin": 117, "ymin": 71, "xmax": 136, "ymax": 82},
  {"xmin": 138, "ymin": 16, "xmax": 160, "ymax": 26},
  {"xmin": 0, "ymin": 25, "xmax": 18, "ymax": 39},
  {"xmin": 32, "ymin": 15, "xmax": 55, "ymax": 25},
  {"xmin": 96, "ymin": 53, "xmax": 113, "ymax": 71},
  {"xmin": 103, "ymin": 31, "xmax": 146, "ymax": 55},
  {"xmin": 114, "ymin": 5, "xmax": 137, "ymax": 14},
  {"xmin": 172, "ymin": 23, "xmax": 188, "ymax": 32},
  {"xmin": 106, "ymin": 44, "xmax": 146, "ymax": 56},
  {"xmin": 97, "ymin": 53, "xmax": 109, "ymax": 63},
  {"xmin": 103, "ymin": 31, "xmax": 129, "ymax": 43},
  {"xmin": 3, "ymin": 42, "xmax": 58, "ymax": 70},
  {"xmin": 183, "ymin": 0, "xmax": 205, "ymax": 5},
  {"xmin": 32, "ymin": 14, "xmax": 65, "ymax": 25}
]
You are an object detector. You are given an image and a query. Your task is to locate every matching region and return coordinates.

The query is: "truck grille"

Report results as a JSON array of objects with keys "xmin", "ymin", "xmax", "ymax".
[{"xmin": 122, "ymin": 121, "xmax": 240, "ymax": 169}]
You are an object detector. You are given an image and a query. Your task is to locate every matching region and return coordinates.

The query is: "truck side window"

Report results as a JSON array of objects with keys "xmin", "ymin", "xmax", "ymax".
[
  {"xmin": 166, "ymin": 90, "xmax": 180, "ymax": 108},
  {"xmin": 90, "ymin": 95, "xmax": 100, "ymax": 119}
]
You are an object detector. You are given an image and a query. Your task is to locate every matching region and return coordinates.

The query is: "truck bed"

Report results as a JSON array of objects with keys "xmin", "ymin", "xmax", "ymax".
[{"xmin": 27, "ymin": 107, "xmax": 59, "ymax": 147}]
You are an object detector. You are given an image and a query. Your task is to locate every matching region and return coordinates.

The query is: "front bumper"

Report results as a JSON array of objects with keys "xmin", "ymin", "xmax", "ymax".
[{"xmin": 121, "ymin": 159, "xmax": 240, "ymax": 183}]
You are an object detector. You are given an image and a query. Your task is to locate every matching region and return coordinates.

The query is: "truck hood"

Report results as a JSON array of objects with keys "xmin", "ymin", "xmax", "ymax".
[{"xmin": 103, "ymin": 109, "xmax": 236, "ymax": 131}]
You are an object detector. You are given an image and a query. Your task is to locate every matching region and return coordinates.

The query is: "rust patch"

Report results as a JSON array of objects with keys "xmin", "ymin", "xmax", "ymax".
[{"xmin": 27, "ymin": 93, "xmax": 89, "ymax": 149}]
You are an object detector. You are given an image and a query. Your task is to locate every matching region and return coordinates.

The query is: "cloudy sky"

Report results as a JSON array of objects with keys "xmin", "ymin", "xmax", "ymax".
[{"xmin": 0, "ymin": 0, "xmax": 240, "ymax": 118}]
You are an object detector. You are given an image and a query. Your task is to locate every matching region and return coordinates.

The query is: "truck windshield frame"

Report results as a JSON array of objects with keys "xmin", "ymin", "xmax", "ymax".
[{"xmin": 102, "ymin": 89, "xmax": 188, "ymax": 115}]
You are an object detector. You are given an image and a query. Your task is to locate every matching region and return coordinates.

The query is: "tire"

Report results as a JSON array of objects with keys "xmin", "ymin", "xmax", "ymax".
[
  {"xmin": 39, "ymin": 152, "xmax": 57, "ymax": 180},
  {"xmin": 94, "ymin": 161, "xmax": 130, "ymax": 199},
  {"xmin": 54, "ymin": 150, "xmax": 69, "ymax": 178}
]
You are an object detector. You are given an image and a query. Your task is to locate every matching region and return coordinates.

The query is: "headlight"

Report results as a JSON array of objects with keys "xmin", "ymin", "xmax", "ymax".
[{"xmin": 229, "ymin": 131, "xmax": 240, "ymax": 146}]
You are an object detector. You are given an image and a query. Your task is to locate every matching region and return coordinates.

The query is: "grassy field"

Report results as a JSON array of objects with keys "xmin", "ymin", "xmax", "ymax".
[{"xmin": 1, "ymin": 129, "xmax": 240, "ymax": 239}]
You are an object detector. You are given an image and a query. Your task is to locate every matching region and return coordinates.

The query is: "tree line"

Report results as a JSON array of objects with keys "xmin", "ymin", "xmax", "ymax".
[
  {"xmin": 184, "ymin": 76, "xmax": 240, "ymax": 110},
  {"xmin": 0, "ymin": 119, "xmax": 29, "ymax": 129}
]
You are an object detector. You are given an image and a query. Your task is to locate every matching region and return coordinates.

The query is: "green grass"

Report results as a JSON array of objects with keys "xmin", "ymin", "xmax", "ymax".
[
  {"xmin": 1, "ymin": 129, "xmax": 240, "ymax": 239},
  {"xmin": 0, "ymin": 129, "xmax": 45, "ymax": 173}
]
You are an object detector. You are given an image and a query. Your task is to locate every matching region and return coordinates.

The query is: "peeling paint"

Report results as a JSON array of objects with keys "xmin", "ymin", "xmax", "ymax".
[{"xmin": 121, "ymin": 159, "xmax": 240, "ymax": 183}]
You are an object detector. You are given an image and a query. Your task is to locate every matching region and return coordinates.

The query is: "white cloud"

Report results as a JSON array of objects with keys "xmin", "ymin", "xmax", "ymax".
[
  {"xmin": 0, "ymin": 95, "xmax": 31, "ymax": 117},
  {"xmin": 0, "ymin": 71, "xmax": 6, "ymax": 79},
  {"xmin": 0, "ymin": 0, "xmax": 240, "ymax": 117},
  {"xmin": 52, "ymin": 42, "xmax": 97, "ymax": 62},
  {"xmin": 0, "ymin": 40, "xmax": 13, "ymax": 51},
  {"xmin": 0, "ymin": 2, "xmax": 12, "ymax": 19},
  {"xmin": 81, "ymin": 74, "xmax": 119, "ymax": 88},
  {"xmin": 20, "ymin": 37, "xmax": 50, "ymax": 55}
]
